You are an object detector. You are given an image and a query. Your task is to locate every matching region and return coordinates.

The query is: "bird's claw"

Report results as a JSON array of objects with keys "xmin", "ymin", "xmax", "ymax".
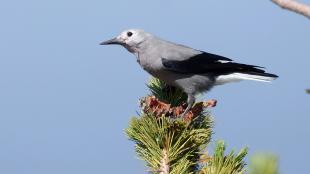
[{"xmin": 176, "ymin": 99, "xmax": 218, "ymax": 122}]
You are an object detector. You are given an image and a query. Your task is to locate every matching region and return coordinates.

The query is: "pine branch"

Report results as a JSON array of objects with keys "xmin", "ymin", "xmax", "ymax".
[
  {"xmin": 199, "ymin": 141, "xmax": 248, "ymax": 174},
  {"xmin": 159, "ymin": 149, "xmax": 169, "ymax": 174},
  {"xmin": 249, "ymin": 153, "xmax": 279, "ymax": 174},
  {"xmin": 126, "ymin": 113, "xmax": 213, "ymax": 173},
  {"xmin": 125, "ymin": 78, "xmax": 249, "ymax": 173},
  {"xmin": 271, "ymin": 0, "xmax": 310, "ymax": 19}
]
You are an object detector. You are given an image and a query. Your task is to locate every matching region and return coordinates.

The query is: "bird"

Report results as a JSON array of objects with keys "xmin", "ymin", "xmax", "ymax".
[{"xmin": 100, "ymin": 29, "xmax": 278, "ymax": 118}]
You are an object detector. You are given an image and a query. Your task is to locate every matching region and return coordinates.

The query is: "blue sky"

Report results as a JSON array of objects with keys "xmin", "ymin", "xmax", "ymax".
[{"xmin": 0, "ymin": 0, "xmax": 309, "ymax": 173}]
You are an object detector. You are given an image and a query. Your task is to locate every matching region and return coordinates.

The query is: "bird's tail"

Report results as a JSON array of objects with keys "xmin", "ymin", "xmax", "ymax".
[
  {"xmin": 215, "ymin": 72, "xmax": 278, "ymax": 85},
  {"xmin": 233, "ymin": 72, "xmax": 278, "ymax": 82}
]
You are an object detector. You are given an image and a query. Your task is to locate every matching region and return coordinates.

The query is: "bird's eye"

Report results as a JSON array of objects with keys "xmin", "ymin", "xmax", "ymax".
[{"xmin": 127, "ymin": 31, "xmax": 133, "ymax": 37}]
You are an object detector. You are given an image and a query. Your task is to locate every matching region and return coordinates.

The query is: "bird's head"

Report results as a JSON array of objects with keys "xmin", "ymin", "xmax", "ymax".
[{"xmin": 100, "ymin": 29, "xmax": 151, "ymax": 53}]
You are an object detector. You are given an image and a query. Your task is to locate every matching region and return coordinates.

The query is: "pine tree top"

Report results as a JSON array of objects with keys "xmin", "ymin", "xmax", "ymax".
[{"xmin": 125, "ymin": 78, "xmax": 278, "ymax": 174}]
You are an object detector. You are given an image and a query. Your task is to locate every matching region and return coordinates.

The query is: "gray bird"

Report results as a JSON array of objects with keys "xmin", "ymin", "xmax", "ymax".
[{"xmin": 100, "ymin": 29, "xmax": 278, "ymax": 117}]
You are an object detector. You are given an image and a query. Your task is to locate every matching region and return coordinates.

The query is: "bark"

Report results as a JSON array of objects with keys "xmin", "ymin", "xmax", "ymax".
[
  {"xmin": 271, "ymin": 0, "xmax": 310, "ymax": 19},
  {"xmin": 159, "ymin": 149, "xmax": 169, "ymax": 174}
]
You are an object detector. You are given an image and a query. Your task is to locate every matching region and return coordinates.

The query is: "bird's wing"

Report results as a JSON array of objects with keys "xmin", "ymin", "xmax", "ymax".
[{"xmin": 161, "ymin": 52, "xmax": 266, "ymax": 75}]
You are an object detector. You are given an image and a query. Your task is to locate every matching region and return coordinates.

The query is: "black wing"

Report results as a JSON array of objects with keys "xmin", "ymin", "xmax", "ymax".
[{"xmin": 162, "ymin": 52, "xmax": 267, "ymax": 75}]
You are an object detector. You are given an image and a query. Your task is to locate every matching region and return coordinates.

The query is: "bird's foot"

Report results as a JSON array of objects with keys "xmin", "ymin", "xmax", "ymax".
[{"xmin": 178, "ymin": 99, "xmax": 218, "ymax": 121}]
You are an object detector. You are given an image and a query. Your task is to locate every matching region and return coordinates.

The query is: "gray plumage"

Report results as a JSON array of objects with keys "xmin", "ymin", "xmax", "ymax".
[{"xmin": 100, "ymin": 29, "xmax": 278, "ymax": 117}]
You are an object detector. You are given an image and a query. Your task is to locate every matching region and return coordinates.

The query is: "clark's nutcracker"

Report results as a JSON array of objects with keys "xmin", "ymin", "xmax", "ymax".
[{"xmin": 100, "ymin": 29, "xmax": 278, "ymax": 117}]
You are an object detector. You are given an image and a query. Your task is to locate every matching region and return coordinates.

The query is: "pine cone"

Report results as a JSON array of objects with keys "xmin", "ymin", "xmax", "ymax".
[{"xmin": 140, "ymin": 96, "xmax": 216, "ymax": 121}]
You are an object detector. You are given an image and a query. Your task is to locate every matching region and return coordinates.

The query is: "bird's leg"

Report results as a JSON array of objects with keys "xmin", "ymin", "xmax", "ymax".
[{"xmin": 180, "ymin": 94, "xmax": 195, "ymax": 118}]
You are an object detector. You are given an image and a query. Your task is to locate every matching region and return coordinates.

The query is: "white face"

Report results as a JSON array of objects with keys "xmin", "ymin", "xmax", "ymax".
[
  {"xmin": 100, "ymin": 29, "xmax": 151, "ymax": 53},
  {"xmin": 116, "ymin": 29, "xmax": 147, "ymax": 47}
]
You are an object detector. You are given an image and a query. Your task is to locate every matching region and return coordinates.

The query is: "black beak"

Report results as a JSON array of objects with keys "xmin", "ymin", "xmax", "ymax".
[{"xmin": 99, "ymin": 37, "xmax": 121, "ymax": 45}]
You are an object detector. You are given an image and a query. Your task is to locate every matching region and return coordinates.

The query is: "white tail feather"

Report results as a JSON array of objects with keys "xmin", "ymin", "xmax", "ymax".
[{"xmin": 215, "ymin": 73, "xmax": 276, "ymax": 85}]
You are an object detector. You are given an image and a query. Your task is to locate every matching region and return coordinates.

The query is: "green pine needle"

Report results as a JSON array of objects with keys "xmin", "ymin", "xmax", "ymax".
[
  {"xmin": 147, "ymin": 78, "xmax": 187, "ymax": 106},
  {"xmin": 249, "ymin": 153, "xmax": 278, "ymax": 174},
  {"xmin": 126, "ymin": 113, "xmax": 213, "ymax": 173},
  {"xmin": 200, "ymin": 141, "xmax": 248, "ymax": 174},
  {"xmin": 125, "ymin": 78, "xmax": 255, "ymax": 174}
]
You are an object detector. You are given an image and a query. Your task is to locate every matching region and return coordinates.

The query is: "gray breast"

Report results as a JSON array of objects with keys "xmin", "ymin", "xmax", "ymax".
[{"xmin": 137, "ymin": 46, "xmax": 163, "ymax": 73}]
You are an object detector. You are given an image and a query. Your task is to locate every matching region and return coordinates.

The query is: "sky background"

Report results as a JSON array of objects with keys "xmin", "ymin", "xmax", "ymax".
[{"xmin": 0, "ymin": 0, "xmax": 309, "ymax": 174}]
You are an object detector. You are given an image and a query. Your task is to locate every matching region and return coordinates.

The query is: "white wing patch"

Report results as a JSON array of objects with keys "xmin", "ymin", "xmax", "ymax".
[{"xmin": 217, "ymin": 60, "xmax": 231, "ymax": 63}]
